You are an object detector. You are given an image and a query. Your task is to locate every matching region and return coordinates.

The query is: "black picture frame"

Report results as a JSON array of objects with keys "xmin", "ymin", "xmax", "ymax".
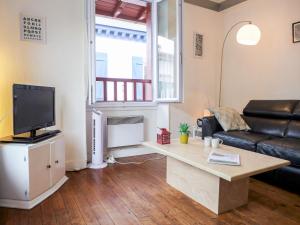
[
  {"xmin": 193, "ymin": 32, "xmax": 203, "ymax": 57},
  {"xmin": 292, "ymin": 21, "xmax": 300, "ymax": 43}
]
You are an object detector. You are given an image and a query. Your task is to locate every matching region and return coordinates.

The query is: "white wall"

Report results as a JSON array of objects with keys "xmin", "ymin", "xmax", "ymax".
[
  {"xmin": 169, "ymin": 3, "xmax": 222, "ymax": 137},
  {"xmin": 170, "ymin": 1, "xmax": 300, "ymax": 137},
  {"xmin": 0, "ymin": 0, "xmax": 87, "ymax": 170},
  {"xmin": 87, "ymin": 1, "xmax": 300, "ymax": 156},
  {"xmin": 221, "ymin": 0, "xmax": 300, "ymax": 111}
]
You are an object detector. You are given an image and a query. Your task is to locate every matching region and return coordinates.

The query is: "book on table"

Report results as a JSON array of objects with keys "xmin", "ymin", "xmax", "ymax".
[{"xmin": 208, "ymin": 151, "xmax": 240, "ymax": 166}]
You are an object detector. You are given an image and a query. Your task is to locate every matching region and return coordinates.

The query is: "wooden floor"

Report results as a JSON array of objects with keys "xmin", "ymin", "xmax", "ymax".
[{"xmin": 1, "ymin": 154, "xmax": 300, "ymax": 225}]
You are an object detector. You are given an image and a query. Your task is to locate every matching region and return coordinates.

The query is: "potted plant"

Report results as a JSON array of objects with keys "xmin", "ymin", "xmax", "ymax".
[{"xmin": 179, "ymin": 123, "xmax": 190, "ymax": 144}]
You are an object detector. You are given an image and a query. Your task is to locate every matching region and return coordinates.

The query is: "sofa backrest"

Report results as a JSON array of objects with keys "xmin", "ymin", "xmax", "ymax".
[
  {"xmin": 243, "ymin": 100, "xmax": 300, "ymax": 138},
  {"xmin": 286, "ymin": 121, "xmax": 300, "ymax": 139},
  {"xmin": 243, "ymin": 100, "xmax": 299, "ymax": 119},
  {"xmin": 243, "ymin": 116, "xmax": 289, "ymax": 137},
  {"xmin": 293, "ymin": 102, "xmax": 300, "ymax": 119}
]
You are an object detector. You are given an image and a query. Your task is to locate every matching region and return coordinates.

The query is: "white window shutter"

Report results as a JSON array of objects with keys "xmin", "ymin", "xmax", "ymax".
[
  {"xmin": 86, "ymin": 0, "xmax": 96, "ymax": 105},
  {"xmin": 152, "ymin": 0, "xmax": 183, "ymax": 103}
]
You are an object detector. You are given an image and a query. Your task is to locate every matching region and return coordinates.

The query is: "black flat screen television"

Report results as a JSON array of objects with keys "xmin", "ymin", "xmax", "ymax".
[{"xmin": 13, "ymin": 84, "xmax": 55, "ymax": 137}]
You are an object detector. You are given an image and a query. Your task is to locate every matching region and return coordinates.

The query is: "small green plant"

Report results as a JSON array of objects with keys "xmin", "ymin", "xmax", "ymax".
[{"xmin": 179, "ymin": 123, "xmax": 190, "ymax": 135}]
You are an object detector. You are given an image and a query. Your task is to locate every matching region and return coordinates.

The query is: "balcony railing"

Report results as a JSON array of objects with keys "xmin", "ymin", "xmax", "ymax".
[{"xmin": 96, "ymin": 77, "xmax": 152, "ymax": 102}]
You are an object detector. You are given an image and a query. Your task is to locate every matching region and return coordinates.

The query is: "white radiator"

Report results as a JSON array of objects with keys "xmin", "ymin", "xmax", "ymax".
[{"xmin": 107, "ymin": 116, "xmax": 144, "ymax": 148}]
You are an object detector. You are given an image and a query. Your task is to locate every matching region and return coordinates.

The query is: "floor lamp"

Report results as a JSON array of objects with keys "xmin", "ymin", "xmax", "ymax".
[{"xmin": 218, "ymin": 21, "xmax": 261, "ymax": 107}]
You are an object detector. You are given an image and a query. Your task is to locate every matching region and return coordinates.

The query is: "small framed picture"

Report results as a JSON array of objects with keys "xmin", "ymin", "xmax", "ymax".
[
  {"xmin": 292, "ymin": 21, "xmax": 300, "ymax": 43},
  {"xmin": 20, "ymin": 14, "xmax": 46, "ymax": 43},
  {"xmin": 193, "ymin": 32, "xmax": 203, "ymax": 57}
]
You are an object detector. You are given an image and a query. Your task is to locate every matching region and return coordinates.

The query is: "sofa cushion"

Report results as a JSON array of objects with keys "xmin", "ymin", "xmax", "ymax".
[
  {"xmin": 243, "ymin": 116, "xmax": 289, "ymax": 137},
  {"xmin": 213, "ymin": 131, "xmax": 270, "ymax": 151},
  {"xmin": 201, "ymin": 116, "xmax": 223, "ymax": 138},
  {"xmin": 257, "ymin": 138, "xmax": 300, "ymax": 168},
  {"xmin": 243, "ymin": 100, "xmax": 298, "ymax": 119},
  {"xmin": 209, "ymin": 107, "xmax": 250, "ymax": 131},
  {"xmin": 286, "ymin": 121, "xmax": 300, "ymax": 139},
  {"xmin": 293, "ymin": 102, "xmax": 300, "ymax": 119}
]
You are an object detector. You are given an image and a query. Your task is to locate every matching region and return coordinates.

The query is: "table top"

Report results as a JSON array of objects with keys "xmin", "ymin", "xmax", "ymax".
[{"xmin": 143, "ymin": 139, "xmax": 290, "ymax": 182}]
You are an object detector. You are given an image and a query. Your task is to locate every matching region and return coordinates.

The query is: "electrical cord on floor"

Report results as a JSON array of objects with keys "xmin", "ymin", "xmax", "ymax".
[{"xmin": 113, "ymin": 155, "xmax": 166, "ymax": 165}]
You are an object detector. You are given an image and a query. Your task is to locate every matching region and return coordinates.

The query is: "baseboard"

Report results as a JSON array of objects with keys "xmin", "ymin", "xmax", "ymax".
[
  {"xmin": 109, "ymin": 146, "xmax": 157, "ymax": 158},
  {"xmin": 0, "ymin": 176, "xmax": 68, "ymax": 209},
  {"xmin": 66, "ymin": 159, "xmax": 87, "ymax": 171}
]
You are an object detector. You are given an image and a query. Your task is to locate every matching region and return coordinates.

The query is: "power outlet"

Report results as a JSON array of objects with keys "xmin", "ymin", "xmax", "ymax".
[{"xmin": 106, "ymin": 155, "xmax": 116, "ymax": 164}]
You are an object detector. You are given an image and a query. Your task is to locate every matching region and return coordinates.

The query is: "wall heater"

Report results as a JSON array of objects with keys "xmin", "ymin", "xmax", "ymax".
[
  {"xmin": 88, "ymin": 109, "xmax": 107, "ymax": 169},
  {"xmin": 107, "ymin": 115, "xmax": 144, "ymax": 148}
]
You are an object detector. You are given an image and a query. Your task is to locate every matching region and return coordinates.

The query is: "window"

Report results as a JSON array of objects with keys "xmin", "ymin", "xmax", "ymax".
[
  {"xmin": 154, "ymin": 0, "xmax": 183, "ymax": 102},
  {"xmin": 86, "ymin": 0, "xmax": 183, "ymax": 105},
  {"xmin": 94, "ymin": 14, "xmax": 152, "ymax": 102}
]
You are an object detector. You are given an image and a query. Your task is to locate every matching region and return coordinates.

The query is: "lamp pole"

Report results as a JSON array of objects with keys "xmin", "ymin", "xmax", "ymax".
[{"xmin": 218, "ymin": 21, "xmax": 252, "ymax": 107}]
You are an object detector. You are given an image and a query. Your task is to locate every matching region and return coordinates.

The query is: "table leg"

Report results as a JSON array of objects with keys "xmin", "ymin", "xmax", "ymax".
[{"xmin": 166, "ymin": 156, "xmax": 249, "ymax": 214}]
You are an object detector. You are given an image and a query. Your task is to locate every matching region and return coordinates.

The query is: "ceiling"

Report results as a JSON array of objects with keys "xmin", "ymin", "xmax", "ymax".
[
  {"xmin": 96, "ymin": 0, "xmax": 149, "ymax": 23},
  {"xmin": 186, "ymin": 0, "xmax": 247, "ymax": 12},
  {"xmin": 210, "ymin": 0, "xmax": 225, "ymax": 3},
  {"xmin": 96, "ymin": 0, "xmax": 246, "ymax": 22}
]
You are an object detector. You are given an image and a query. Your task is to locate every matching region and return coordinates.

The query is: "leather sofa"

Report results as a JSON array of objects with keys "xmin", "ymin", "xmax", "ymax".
[{"xmin": 201, "ymin": 100, "xmax": 300, "ymax": 192}]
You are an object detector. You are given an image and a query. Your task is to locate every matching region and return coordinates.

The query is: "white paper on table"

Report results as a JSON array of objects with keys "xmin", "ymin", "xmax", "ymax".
[{"xmin": 207, "ymin": 151, "xmax": 240, "ymax": 166}]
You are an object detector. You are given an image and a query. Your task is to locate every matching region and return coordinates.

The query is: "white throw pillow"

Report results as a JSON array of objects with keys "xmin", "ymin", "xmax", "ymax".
[{"xmin": 209, "ymin": 107, "xmax": 250, "ymax": 132}]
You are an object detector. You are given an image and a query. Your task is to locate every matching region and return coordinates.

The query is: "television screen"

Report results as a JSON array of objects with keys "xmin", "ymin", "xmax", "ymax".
[{"xmin": 13, "ymin": 84, "xmax": 55, "ymax": 135}]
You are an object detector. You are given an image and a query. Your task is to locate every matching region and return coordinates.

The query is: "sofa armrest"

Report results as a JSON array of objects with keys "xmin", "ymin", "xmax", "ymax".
[{"xmin": 201, "ymin": 116, "xmax": 223, "ymax": 139}]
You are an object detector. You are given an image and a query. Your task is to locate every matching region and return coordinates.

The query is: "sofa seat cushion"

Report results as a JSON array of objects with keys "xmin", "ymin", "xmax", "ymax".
[
  {"xmin": 257, "ymin": 138, "xmax": 300, "ymax": 168},
  {"xmin": 213, "ymin": 131, "xmax": 270, "ymax": 151}
]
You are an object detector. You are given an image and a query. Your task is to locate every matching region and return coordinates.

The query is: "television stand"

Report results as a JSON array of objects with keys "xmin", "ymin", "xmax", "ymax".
[
  {"xmin": 1, "ymin": 130, "xmax": 61, "ymax": 144},
  {"xmin": 0, "ymin": 133, "xmax": 67, "ymax": 209}
]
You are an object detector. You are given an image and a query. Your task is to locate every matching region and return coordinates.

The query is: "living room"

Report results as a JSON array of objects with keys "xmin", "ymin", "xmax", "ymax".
[{"xmin": 0, "ymin": 0, "xmax": 300, "ymax": 224}]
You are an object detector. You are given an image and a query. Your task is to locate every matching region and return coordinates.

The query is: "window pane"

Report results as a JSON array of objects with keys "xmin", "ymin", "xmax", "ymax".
[
  {"xmin": 127, "ymin": 82, "xmax": 134, "ymax": 101},
  {"xmin": 117, "ymin": 82, "xmax": 124, "ymax": 101},
  {"xmin": 96, "ymin": 52, "xmax": 107, "ymax": 77},
  {"xmin": 107, "ymin": 81, "xmax": 114, "ymax": 101},
  {"xmin": 136, "ymin": 83, "xmax": 143, "ymax": 101},
  {"xmin": 157, "ymin": 0, "xmax": 181, "ymax": 101},
  {"xmin": 95, "ymin": 81, "xmax": 104, "ymax": 101},
  {"xmin": 132, "ymin": 56, "xmax": 144, "ymax": 79},
  {"xmin": 145, "ymin": 82, "xmax": 152, "ymax": 101}
]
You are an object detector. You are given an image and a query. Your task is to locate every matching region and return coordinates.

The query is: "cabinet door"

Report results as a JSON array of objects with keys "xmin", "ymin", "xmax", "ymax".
[
  {"xmin": 50, "ymin": 137, "xmax": 65, "ymax": 186},
  {"xmin": 0, "ymin": 147, "xmax": 29, "ymax": 200},
  {"xmin": 28, "ymin": 144, "xmax": 51, "ymax": 200}
]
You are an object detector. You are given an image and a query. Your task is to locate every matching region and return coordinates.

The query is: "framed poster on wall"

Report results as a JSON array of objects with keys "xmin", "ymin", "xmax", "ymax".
[
  {"xmin": 293, "ymin": 21, "xmax": 300, "ymax": 43},
  {"xmin": 20, "ymin": 14, "xmax": 46, "ymax": 43},
  {"xmin": 193, "ymin": 32, "xmax": 203, "ymax": 57}
]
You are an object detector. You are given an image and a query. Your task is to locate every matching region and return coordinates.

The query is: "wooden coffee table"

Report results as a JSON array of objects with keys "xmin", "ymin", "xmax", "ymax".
[{"xmin": 143, "ymin": 139, "xmax": 290, "ymax": 214}]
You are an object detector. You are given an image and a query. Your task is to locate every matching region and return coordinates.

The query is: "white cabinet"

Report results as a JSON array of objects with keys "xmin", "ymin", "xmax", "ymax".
[{"xmin": 0, "ymin": 133, "xmax": 68, "ymax": 209}]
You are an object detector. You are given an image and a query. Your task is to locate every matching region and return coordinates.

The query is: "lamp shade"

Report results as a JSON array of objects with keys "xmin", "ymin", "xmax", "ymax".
[{"xmin": 236, "ymin": 24, "xmax": 261, "ymax": 45}]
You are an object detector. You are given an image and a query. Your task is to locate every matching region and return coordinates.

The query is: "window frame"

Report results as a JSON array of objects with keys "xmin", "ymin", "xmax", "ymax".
[
  {"xmin": 152, "ymin": 0, "xmax": 183, "ymax": 103},
  {"xmin": 87, "ymin": 0, "xmax": 183, "ymax": 107}
]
